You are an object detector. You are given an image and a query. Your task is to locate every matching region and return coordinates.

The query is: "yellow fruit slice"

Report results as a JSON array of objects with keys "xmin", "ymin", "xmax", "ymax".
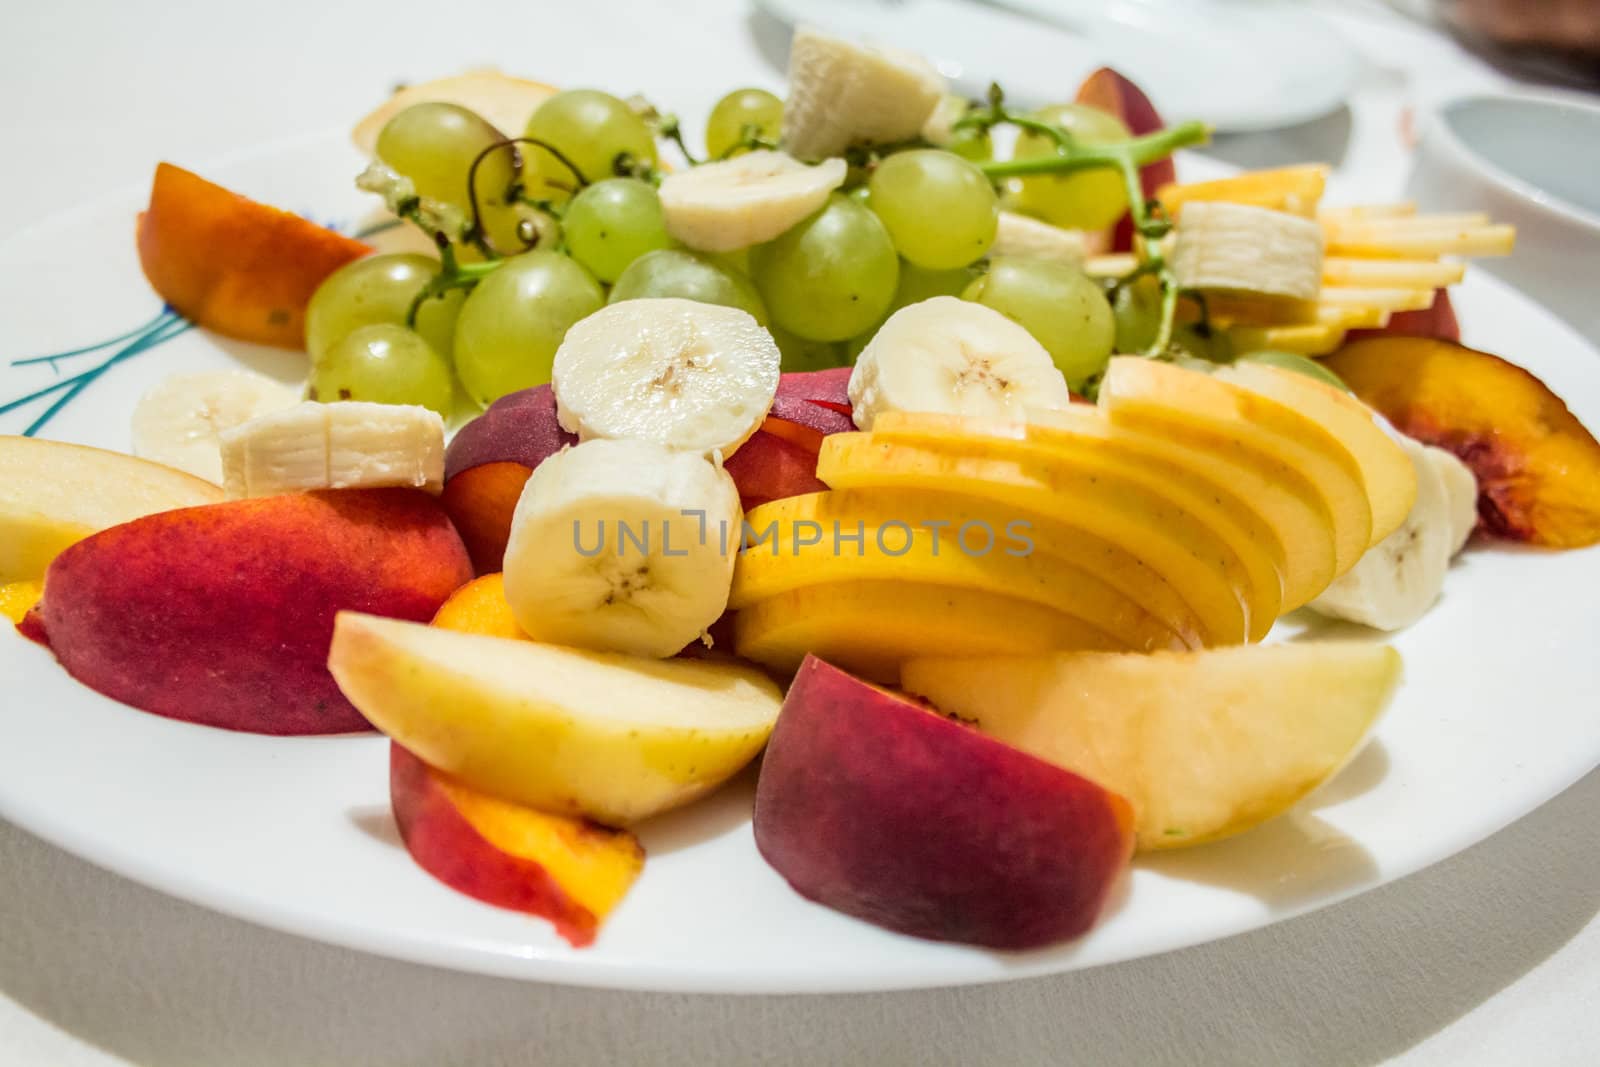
[
  {"xmin": 902, "ymin": 642, "xmax": 1401, "ymax": 851},
  {"xmin": 0, "ymin": 580, "xmax": 43, "ymax": 624},
  {"xmin": 1212, "ymin": 361, "xmax": 1418, "ymax": 545},
  {"xmin": 1099, "ymin": 356, "xmax": 1373, "ymax": 580},
  {"xmin": 731, "ymin": 490, "xmax": 1189, "ymax": 652},
  {"xmin": 818, "ymin": 432, "xmax": 1253, "ymax": 645},
  {"xmin": 732, "ymin": 580, "xmax": 1124, "ymax": 683},
  {"xmin": 872, "ymin": 410, "xmax": 1285, "ymax": 641}
]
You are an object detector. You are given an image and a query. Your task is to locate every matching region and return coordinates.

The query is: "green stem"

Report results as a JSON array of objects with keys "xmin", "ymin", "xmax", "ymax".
[{"xmin": 976, "ymin": 120, "xmax": 1209, "ymax": 181}]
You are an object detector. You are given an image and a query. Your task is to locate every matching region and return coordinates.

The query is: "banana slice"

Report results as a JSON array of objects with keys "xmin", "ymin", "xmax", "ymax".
[
  {"xmin": 847, "ymin": 296, "xmax": 1073, "ymax": 430},
  {"xmin": 552, "ymin": 298, "xmax": 781, "ymax": 458},
  {"xmin": 502, "ymin": 438, "xmax": 742, "ymax": 658},
  {"xmin": 132, "ymin": 370, "xmax": 302, "ymax": 484},
  {"xmin": 659, "ymin": 151, "xmax": 846, "ymax": 253},
  {"xmin": 218, "ymin": 401, "xmax": 444, "ymax": 499},
  {"xmin": 1172, "ymin": 201, "xmax": 1325, "ymax": 301},
  {"xmin": 1427, "ymin": 445, "xmax": 1478, "ymax": 555},
  {"xmin": 990, "ymin": 211, "xmax": 1087, "ymax": 265},
  {"xmin": 782, "ymin": 26, "xmax": 945, "ymax": 160},
  {"xmin": 1308, "ymin": 436, "xmax": 1450, "ymax": 631}
]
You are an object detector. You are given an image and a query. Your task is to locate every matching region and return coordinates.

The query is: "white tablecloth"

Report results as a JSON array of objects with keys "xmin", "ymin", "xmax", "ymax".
[{"xmin": 3, "ymin": 2, "xmax": 1596, "ymax": 1063}]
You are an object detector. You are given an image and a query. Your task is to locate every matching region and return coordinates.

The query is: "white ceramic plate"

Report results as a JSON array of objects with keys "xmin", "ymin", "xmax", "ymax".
[{"xmin": 2, "ymin": 133, "xmax": 1598, "ymax": 994}]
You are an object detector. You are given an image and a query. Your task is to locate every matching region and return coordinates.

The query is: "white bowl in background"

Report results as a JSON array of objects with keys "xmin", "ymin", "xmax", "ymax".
[{"xmin": 1407, "ymin": 92, "xmax": 1600, "ymax": 344}]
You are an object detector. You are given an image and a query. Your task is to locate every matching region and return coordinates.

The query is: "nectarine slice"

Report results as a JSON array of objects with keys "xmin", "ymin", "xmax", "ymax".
[
  {"xmin": 137, "ymin": 163, "xmax": 370, "ymax": 348},
  {"xmin": 1324, "ymin": 337, "xmax": 1600, "ymax": 547},
  {"xmin": 722, "ymin": 428, "xmax": 828, "ymax": 510},
  {"xmin": 431, "ymin": 573, "xmax": 527, "ymax": 639}
]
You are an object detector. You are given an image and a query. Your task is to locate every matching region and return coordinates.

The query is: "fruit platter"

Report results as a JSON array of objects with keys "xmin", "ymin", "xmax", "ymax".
[{"xmin": 2, "ymin": 32, "xmax": 1599, "ymax": 992}]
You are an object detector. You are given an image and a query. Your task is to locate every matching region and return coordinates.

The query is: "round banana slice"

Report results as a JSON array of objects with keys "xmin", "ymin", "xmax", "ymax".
[
  {"xmin": 990, "ymin": 211, "xmax": 1087, "ymax": 266},
  {"xmin": 552, "ymin": 298, "xmax": 781, "ymax": 458},
  {"xmin": 502, "ymin": 438, "xmax": 742, "ymax": 659},
  {"xmin": 1426, "ymin": 445, "xmax": 1478, "ymax": 556},
  {"xmin": 132, "ymin": 369, "xmax": 303, "ymax": 484},
  {"xmin": 1171, "ymin": 201, "xmax": 1325, "ymax": 301},
  {"xmin": 659, "ymin": 150, "xmax": 847, "ymax": 253},
  {"xmin": 847, "ymin": 296, "xmax": 1073, "ymax": 430},
  {"xmin": 783, "ymin": 26, "xmax": 945, "ymax": 161}
]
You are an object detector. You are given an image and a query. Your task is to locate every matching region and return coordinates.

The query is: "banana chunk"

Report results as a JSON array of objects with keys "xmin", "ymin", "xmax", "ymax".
[
  {"xmin": 502, "ymin": 438, "xmax": 742, "ymax": 658},
  {"xmin": 847, "ymin": 296, "xmax": 1072, "ymax": 430},
  {"xmin": 660, "ymin": 150, "xmax": 846, "ymax": 253},
  {"xmin": 552, "ymin": 298, "xmax": 781, "ymax": 458},
  {"xmin": 132, "ymin": 369, "xmax": 302, "ymax": 484},
  {"xmin": 1309, "ymin": 436, "xmax": 1450, "ymax": 631},
  {"xmin": 1172, "ymin": 201, "xmax": 1325, "ymax": 301},
  {"xmin": 990, "ymin": 211, "xmax": 1087, "ymax": 266},
  {"xmin": 218, "ymin": 401, "xmax": 444, "ymax": 499},
  {"xmin": 1427, "ymin": 445, "xmax": 1478, "ymax": 555},
  {"xmin": 782, "ymin": 26, "xmax": 945, "ymax": 161}
]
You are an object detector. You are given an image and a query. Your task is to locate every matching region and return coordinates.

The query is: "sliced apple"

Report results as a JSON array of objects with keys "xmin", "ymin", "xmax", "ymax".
[
  {"xmin": 870, "ymin": 410, "xmax": 1285, "ymax": 641},
  {"xmin": 754, "ymin": 655, "xmax": 1134, "ymax": 948},
  {"xmin": 733, "ymin": 580, "xmax": 1123, "ymax": 683},
  {"xmin": 731, "ymin": 490, "xmax": 1189, "ymax": 653},
  {"xmin": 1212, "ymin": 361, "xmax": 1417, "ymax": 544},
  {"xmin": 902, "ymin": 642, "xmax": 1401, "ymax": 850},
  {"xmin": 328, "ymin": 612, "xmax": 782, "ymax": 825},
  {"xmin": 390, "ymin": 743, "xmax": 642, "ymax": 947},
  {"xmin": 817, "ymin": 431, "xmax": 1253, "ymax": 645},
  {"xmin": 0, "ymin": 435, "xmax": 224, "ymax": 583},
  {"xmin": 1099, "ymin": 356, "xmax": 1372, "ymax": 586}
]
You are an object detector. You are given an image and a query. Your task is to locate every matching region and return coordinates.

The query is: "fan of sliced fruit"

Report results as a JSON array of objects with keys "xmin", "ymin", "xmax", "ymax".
[{"xmin": 6, "ymin": 30, "xmax": 1600, "ymax": 953}]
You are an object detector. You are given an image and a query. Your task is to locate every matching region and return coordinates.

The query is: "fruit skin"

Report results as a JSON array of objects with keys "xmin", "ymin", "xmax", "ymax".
[
  {"xmin": 390, "ymin": 744, "xmax": 643, "ymax": 948},
  {"xmin": 1074, "ymin": 68, "xmax": 1173, "ymax": 252},
  {"xmin": 722, "ymin": 426, "xmax": 829, "ymax": 510},
  {"xmin": 902, "ymin": 644, "xmax": 1400, "ymax": 850},
  {"xmin": 1324, "ymin": 337, "xmax": 1600, "ymax": 547},
  {"xmin": 24, "ymin": 490, "xmax": 472, "ymax": 735},
  {"xmin": 441, "ymin": 385, "xmax": 576, "ymax": 572},
  {"xmin": 753, "ymin": 656, "xmax": 1134, "ymax": 949},
  {"xmin": 136, "ymin": 163, "xmax": 369, "ymax": 348},
  {"xmin": 776, "ymin": 367, "xmax": 853, "ymax": 412}
]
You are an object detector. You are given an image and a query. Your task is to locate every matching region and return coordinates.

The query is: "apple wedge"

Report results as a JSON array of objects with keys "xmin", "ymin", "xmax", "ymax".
[
  {"xmin": 902, "ymin": 643, "xmax": 1401, "ymax": 850},
  {"xmin": 0, "ymin": 435, "xmax": 223, "ymax": 583},
  {"xmin": 754, "ymin": 656, "xmax": 1134, "ymax": 948},
  {"xmin": 390, "ymin": 744, "xmax": 642, "ymax": 948},
  {"xmin": 328, "ymin": 613, "xmax": 782, "ymax": 825}
]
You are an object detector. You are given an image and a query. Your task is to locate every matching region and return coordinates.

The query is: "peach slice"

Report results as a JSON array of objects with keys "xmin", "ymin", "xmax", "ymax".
[
  {"xmin": 1075, "ymin": 67, "xmax": 1173, "ymax": 252},
  {"xmin": 137, "ymin": 163, "xmax": 370, "ymax": 348},
  {"xmin": 1324, "ymin": 336, "xmax": 1600, "ymax": 547},
  {"xmin": 723, "ymin": 426, "xmax": 829, "ymax": 510},
  {"xmin": 431, "ymin": 572, "xmax": 526, "ymax": 639},
  {"xmin": 754, "ymin": 655, "xmax": 1134, "ymax": 948},
  {"xmin": 1347, "ymin": 288, "xmax": 1460, "ymax": 344},
  {"xmin": 25, "ymin": 489, "xmax": 472, "ymax": 734},
  {"xmin": 903, "ymin": 642, "xmax": 1401, "ymax": 850},
  {"xmin": 391, "ymin": 744, "xmax": 641, "ymax": 947}
]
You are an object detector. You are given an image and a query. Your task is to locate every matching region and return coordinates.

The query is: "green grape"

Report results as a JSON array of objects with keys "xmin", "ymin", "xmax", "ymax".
[
  {"xmin": 1011, "ymin": 103, "xmax": 1131, "ymax": 231},
  {"xmin": 893, "ymin": 260, "xmax": 979, "ymax": 307},
  {"xmin": 375, "ymin": 102, "xmax": 523, "ymax": 251},
  {"xmin": 310, "ymin": 324, "xmax": 454, "ymax": 417},
  {"xmin": 848, "ymin": 185, "xmax": 872, "ymax": 206},
  {"xmin": 962, "ymin": 256, "xmax": 1114, "ymax": 389},
  {"xmin": 926, "ymin": 96, "xmax": 993, "ymax": 163},
  {"xmin": 705, "ymin": 88, "xmax": 782, "ymax": 159},
  {"xmin": 1240, "ymin": 349, "xmax": 1350, "ymax": 391},
  {"xmin": 1173, "ymin": 323, "xmax": 1235, "ymax": 364},
  {"xmin": 524, "ymin": 89, "xmax": 657, "ymax": 199},
  {"xmin": 705, "ymin": 246, "xmax": 751, "ymax": 277},
  {"xmin": 561, "ymin": 178, "xmax": 672, "ymax": 284},
  {"xmin": 453, "ymin": 251, "xmax": 605, "ymax": 405},
  {"xmin": 305, "ymin": 253, "xmax": 465, "ymax": 362},
  {"xmin": 750, "ymin": 194, "xmax": 899, "ymax": 342},
  {"xmin": 608, "ymin": 249, "xmax": 768, "ymax": 323},
  {"xmin": 772, "ymin": 326, "xmax": 849, "ymax": 372},
  {"xmin": 1111, "ymin": 274, "xmax": 1161, "ymax": 353},
  {"xmin": 867, "ymin": 149, "xmax": 998, "ymax": 270}
]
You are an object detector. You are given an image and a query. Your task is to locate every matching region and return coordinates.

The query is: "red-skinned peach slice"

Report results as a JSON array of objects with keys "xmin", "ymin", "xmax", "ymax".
[
  {"xmin": 1076, "ymin": 68, "xmax": 1173, "ymax": 252},
  {"xmin": 137, "ymin": 163, "xmax": 370, "ymax": 348},
  {"xmin": 775, "ymin": 367, "xmax": 853, "ymax": 413},
  {"xmin": 390, "ymin": 744, "xmax": 643, "ymax": 948},
  {"xmin": 1347, "ymin": 288, "xmax": 1461, "ymax": 344},
  {"xmin": 1324, "ymin": 336, "xmax": 1600, "ymax": 546},
  {"xmin": 23, "ymin": 489, "xmax": 472, "ymax": 734},
  {"xmin": 754, "ymin": 656, "xmax": 1134, "ymax": 948},
  {"xmin": 722, "ymin": 430, "xmax": 828, "ymax": 510},
  {"xmin": 766, "ymin": 396, "xmax": 856, "ymax": 443}
]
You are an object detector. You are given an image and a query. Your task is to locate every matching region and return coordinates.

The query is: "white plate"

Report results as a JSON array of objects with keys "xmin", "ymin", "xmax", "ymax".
[{"xmin": 2, "ymin": 133, "xmax": 1598, "ymax": 994}]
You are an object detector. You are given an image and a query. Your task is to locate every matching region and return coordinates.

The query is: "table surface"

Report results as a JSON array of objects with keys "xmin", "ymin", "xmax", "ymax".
[{"xmin": 3, "ymin": 2, "xmax": 1597, "ymax": 1064}]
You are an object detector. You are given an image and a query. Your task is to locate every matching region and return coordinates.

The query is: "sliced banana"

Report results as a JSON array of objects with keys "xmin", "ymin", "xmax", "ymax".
[
  {"xmin": 351, "ymin": 69, "xmax": 557, "ymax": 155},
  {"xmin": 847, "ymin": 296, "xmax": 1072, "ymax": 431},
  {"xmin": 218, "ymin": 401, "xmax": 444, "ymax": 499},
  {"xmin": 782, "ymin": 26, "xmax": 945, "ymax": 161},
  {"xmin": 659, "ymin": 150, "xmax": 846, "ymax": 253},
  {"xmin": 132, "ymin": 370, "xmax": 302, "ymax": 484},
  {"xmin": 1309, "ymin": 436, "xmax": 1450, "ymax": 631},
  {"xmin": 990, "ymin": 211, "xmax": 1088, "ymax": 266},
  {"xmin": 552, "ymin": 298, "xmax": 781, "ymax": 458},
  {"xmin": 1172, "ymin": 201, "xmax": 1325, "ymax": 301},
  {"xmin": 502, "ymin": 438, "xmax": 742, "ymax": 658},
  {"xmin": 1427, "ymin": 445, "xmax": 1478, "ymax": 555}
]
